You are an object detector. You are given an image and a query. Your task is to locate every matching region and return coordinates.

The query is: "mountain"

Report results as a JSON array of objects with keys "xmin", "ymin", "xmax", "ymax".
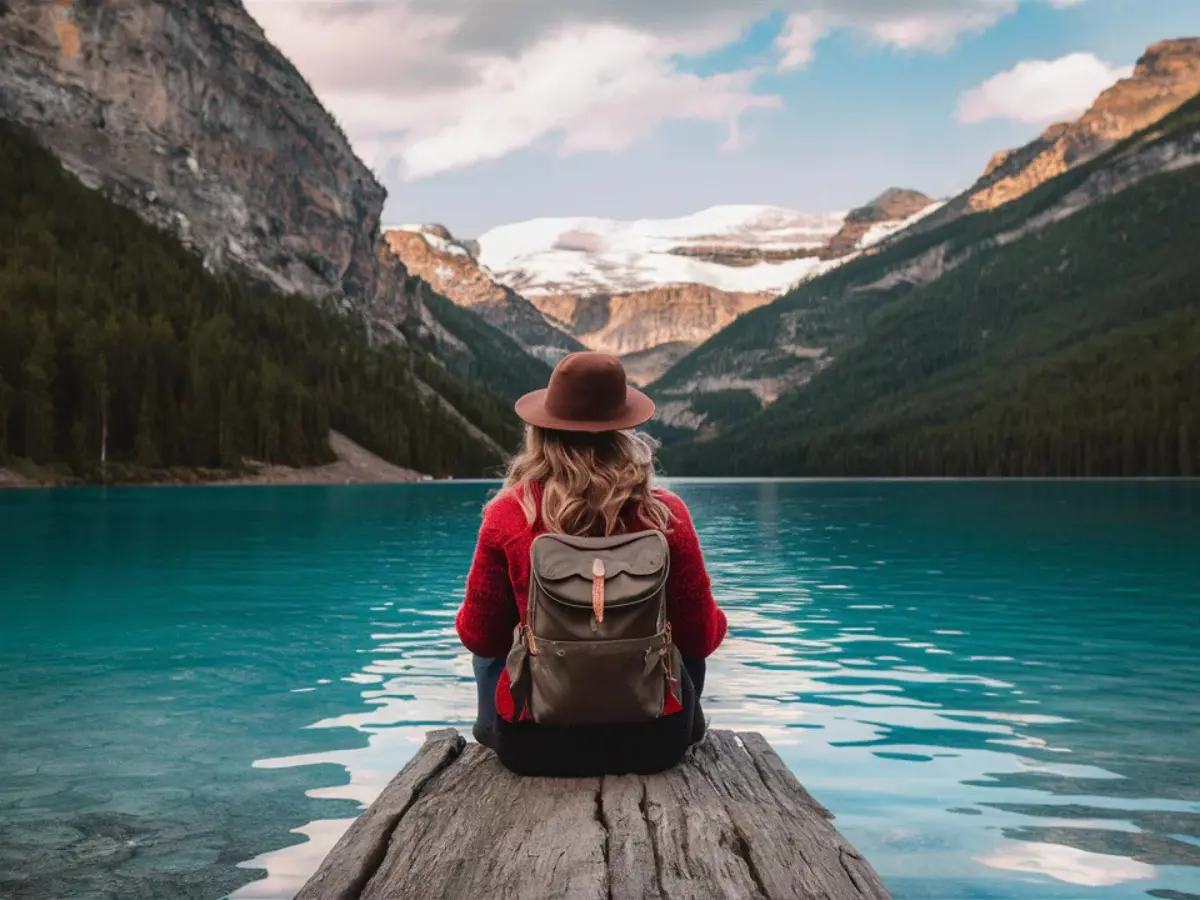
[
  {"xmin": 476, "ymin": 200, "xmax": 937, "ymax": 382},
  {"xmin": 1, "ymin": 0, "xmax": 381, "ymax": 303},
  {"xmin": 911, "ymin": 38, "xmax": 1200, "ymax": 237},
  {"xmin": 821, "ymin": 188, "xmax": 940, "ymax": 258},
  {"xmin": 383, "ymin": 225, "xmax": 584, "ymax": 363},
  {"xmin": 522, "ymin": 284, "xmax": 774, "ymax": 384},
  {"xmin": 659, "ymin": 94, "xmax": 1200, "ymax": 477},
  {"xmin": 0, "ymin": 119, "xmax": 516, "ymax": 482},
  {"xmin": 0, "ymin": 0, "xmax": 545, "ymax": 480},
  {"xmin": 650, "ymin": 40, "xmax": 1200, "ymax": 441},
  {"xmin": 0, "ymin": 0, "xmax": 545, "ymax": 419}
]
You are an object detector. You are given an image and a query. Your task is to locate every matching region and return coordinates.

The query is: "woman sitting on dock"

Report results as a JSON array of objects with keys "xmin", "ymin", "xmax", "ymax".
[{"xmin": 455, "ymin": 351, "xmax": 728, "ymax": 777}]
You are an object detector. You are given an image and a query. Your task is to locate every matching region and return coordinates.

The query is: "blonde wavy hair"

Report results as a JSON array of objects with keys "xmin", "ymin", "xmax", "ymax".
[{"xmin": 495, "ymin": 426, "xmax": 674, "ymax": 536}]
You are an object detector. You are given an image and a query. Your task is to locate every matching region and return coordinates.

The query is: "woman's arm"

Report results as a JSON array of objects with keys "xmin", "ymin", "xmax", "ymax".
[
  {"xmin": 660, "ymin": 493, "xmax": 728, "ymax": 658},
  {"xmin": 455, "ymin": 509, "xmax": 519, "ymax": 659}
]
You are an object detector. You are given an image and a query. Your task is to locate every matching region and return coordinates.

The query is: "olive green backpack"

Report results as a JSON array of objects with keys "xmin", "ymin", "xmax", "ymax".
[{"xmin": 504, "ymin": 529, "xmax": 683, "ymax": 725}]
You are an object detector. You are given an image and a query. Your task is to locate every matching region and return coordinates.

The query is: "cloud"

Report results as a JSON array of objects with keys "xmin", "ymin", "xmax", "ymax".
[
  {"xmin": 775, "ymin": 0, "xmax": 1082, "ymax": 70},
  {"xmin": 392, "ymin": 25, "xmax": 780, "ymax": 178},
  {"xmin": 244, "ymin": 0, "xmax": 1088, "ymax": 180},
  {"xmin": 776, "ymin": 13, "xmax": 828, "ymax": 71},
  {"xmin": 955, "ymin": 52, "xmax": 1134, "ymax": 125}
]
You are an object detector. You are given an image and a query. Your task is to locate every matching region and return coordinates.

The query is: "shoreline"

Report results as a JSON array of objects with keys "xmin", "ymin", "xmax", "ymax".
[
  {"xmin": 0, "ymin": 432, "xmax": 429, "ymax": 490},
  {"xmin": 4, "ymin": 470, "xmax": 1198, "ymax": 491}
]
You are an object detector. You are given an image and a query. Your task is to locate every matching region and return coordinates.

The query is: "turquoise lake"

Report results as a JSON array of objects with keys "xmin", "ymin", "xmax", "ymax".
[{"xmin": 1, "ymin": 481, "xmax": 1198, "ymax": 899}]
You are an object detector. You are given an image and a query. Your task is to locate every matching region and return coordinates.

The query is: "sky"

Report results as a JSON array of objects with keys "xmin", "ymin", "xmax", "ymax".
[{"xmin": 244, "ymin": 0, "xmax": 1198, "ymax": 238}]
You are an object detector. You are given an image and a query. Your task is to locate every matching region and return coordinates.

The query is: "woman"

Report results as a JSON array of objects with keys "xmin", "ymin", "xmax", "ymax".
[{"xmin": 455, "ymin": 351, "xmax": 727, "ymax": 777}]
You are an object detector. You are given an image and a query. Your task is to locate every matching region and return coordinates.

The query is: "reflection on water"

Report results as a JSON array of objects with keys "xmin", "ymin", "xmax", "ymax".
[{"xmin": 1, "ymin": 481, "xmax": 1198, "ymax": 900}]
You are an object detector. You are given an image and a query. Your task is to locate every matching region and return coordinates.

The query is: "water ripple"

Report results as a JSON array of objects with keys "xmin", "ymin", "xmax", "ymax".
[{"xmin": 1, "ymin": 481, "xmax": 1198, "ymax": 899}]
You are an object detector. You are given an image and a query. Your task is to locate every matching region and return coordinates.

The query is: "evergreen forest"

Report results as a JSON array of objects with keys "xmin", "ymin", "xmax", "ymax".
[{"xmin": 0, "ymin": 120, "xmax": 517, "ymax": 483}]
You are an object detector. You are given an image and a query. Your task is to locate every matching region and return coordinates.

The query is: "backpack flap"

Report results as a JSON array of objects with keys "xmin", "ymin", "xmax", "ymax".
[
  {"xmin": 530, "ymin": 531, "xmax": 669, "ymax": 643},
  {"xmin": 532, "ymin": 530, "xmax": 668, "ymax": 606}
]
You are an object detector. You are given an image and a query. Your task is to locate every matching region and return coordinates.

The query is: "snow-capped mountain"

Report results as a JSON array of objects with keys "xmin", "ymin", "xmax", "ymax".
[
  {"xmin": 476, "ymin": 205, "xmax": 851, "ymax": 299},
  {"xmin": 471, "ymin": 197, "xmax": 938, "ymax": 381}
]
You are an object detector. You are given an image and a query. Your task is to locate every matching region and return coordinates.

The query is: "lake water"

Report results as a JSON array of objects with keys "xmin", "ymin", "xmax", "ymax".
[{"xmin": 1, "ymin": 481, "xmax": 1198, "ymax": 900}]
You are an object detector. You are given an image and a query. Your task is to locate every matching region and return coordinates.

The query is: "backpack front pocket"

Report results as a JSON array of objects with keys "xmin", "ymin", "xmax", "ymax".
[{"xmin": 527, "ymin": 632, "xmax": 671, "ymax": 725}]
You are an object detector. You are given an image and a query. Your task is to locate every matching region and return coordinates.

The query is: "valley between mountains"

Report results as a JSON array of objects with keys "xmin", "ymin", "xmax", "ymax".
[{"xmin": 0, "ymin": 0, "xmax": 1196, "ymax": 483}]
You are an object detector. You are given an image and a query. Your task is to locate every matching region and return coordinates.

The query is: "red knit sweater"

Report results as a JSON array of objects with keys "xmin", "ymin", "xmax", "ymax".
[{"xmin": 455, "ymin": 487, "xmax": 727, "ymax": 660}]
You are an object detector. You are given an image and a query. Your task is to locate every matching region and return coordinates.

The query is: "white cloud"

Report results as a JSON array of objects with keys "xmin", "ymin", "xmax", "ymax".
[
  {"xmin": 399, "ymin": 26, "xmax": 781, "ymax": 178},
  {"xmin": 244, "ymin": 0, "xmax": 1091, "ymax": 180},
  {"xmin": 776, "ymin": 13, "xmax": 829, "ymax": 71},
  {"xmin": 955, "ymin": 52, "xmax": 1134, "ymax": 125},
  {"xmin": 775, "ymin": 0, "xmax": 1083, "ymax": 70},
  {"xmin": 866, "ymin": 6, "xmax": 1010, "ymax": 51}
]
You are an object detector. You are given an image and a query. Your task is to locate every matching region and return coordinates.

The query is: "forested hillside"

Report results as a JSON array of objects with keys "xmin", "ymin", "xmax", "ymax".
[
  {"xmin": 0, "ymin": 120, "xmax": 516, "ymax": 483},
  {"xmin": 407, "ymin": 285, "xmax": 553, "ymax": 404},
  {"xmin": 662, "ymin": 98, "xmax": 1200, "ymax": 478}
]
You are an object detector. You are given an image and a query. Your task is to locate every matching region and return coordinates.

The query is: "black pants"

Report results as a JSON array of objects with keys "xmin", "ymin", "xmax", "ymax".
[{"xmin": 472, "ymin": 654, "xmax": 707, "ymax": 778}]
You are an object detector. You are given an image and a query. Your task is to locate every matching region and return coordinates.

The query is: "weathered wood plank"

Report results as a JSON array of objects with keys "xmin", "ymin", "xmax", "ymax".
[
  {"xmin": 294, "ymin": 729, "xmax": 465, "ymax": 900},
  {"xmin": 297, "ymin": 729, "xmax": 892, "ymax": 900},
  {"xmin": 362, "ymin": 744, "xmax": 607, "ymax": 900}
]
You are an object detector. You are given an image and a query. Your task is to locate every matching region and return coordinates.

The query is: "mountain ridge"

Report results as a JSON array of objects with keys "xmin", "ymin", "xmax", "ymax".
[
  {"xmin": 0, "ymin": 118, "xmax": 519, "ymax": 481},
  {"xmin": 649, "ymin": 39, "xmax": 1200, "ymax": 439},
  {"xmin": 903, "ymin": 37, "xmax": 1200, "ymax": 240},
  {"xmin": 0, "ymin": 0, "xmax": 548, "ymax": 433},
  {"xmin": 0, "ymin": 0, "xmax": 558, "ymax": 477},
  {"xmin": 383, "ymin": 225, "xmax": 583, "ymax": 364},
  {"xmin": 472, "ymin": 197, "xmax": 937, "ymax": 382},
  {"xmin": 657, "ymin": 93, "xmax": 1200, "ymax": 475}
]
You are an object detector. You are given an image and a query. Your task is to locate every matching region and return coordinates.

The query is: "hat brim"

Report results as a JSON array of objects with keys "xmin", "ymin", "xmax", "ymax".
[{"xmin": 514, "ymin": 386, "xmax": 656, "ymax": 433}]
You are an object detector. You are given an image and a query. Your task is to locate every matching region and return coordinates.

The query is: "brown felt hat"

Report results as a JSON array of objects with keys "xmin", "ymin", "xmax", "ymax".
[{"xmin": 515, "ymin": 351, "xmax": 655, "ymax": 433}]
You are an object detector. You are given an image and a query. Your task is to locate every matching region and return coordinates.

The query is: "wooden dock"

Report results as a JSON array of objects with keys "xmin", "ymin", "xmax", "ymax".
[{"xmin": 296, "ymin": 728, "xmax": 892, "ymax": 900}]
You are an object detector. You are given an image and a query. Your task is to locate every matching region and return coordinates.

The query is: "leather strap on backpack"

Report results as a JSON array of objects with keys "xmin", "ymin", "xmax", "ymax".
[{"xmin": 591, "ymin": 557, "xmax": 605, "ymax": 624}]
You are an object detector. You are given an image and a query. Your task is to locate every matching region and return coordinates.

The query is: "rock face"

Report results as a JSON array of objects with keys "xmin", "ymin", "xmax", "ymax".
[
  {"xmin": 383, "ymin": 226, "xmax": 583, "ymax": 363},
  {"xmin": 967, "ymin": 39, "xmax": 1200, "ymax": 211},
  {"xmin": 619, "ymin": 342, "xmax": 696, "ymax": 387},
  {"xmin": 821, "ymin": 188, "xmax": 936, "ymax": 258},
  {"xmin": 0, "ymin": 0, "xmax": 554, "ymax": 415},
  {"xmin": 666, "ymin": 245, "xmax": 821, "ymax": 267},
  {"xmin": 528, "ymin": 284, "xmax": 773, "ymax": 383},
  {"xmin": 0, "ymin": 0, "xmax": 390, "ymax": 304},
  {"xmin": 974, "ymin": 40, "xmax": 1200, "ymax": 210}
]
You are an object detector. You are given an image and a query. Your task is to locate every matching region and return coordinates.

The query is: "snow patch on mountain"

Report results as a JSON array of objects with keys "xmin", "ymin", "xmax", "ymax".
[
  {"xmin": 858, "ymin": 200, "xmax": 949, "ymax": 249},
  {"xmin": 476, "ymin": 205, "xmax": 851, "ymax": 298},
  {"xmin": 389, "ymin": 224, "xmax": 472, "ymax": 258}
]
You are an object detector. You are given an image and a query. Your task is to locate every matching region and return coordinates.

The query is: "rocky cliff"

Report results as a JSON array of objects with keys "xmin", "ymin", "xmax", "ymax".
[
  {"xmin": 383, "ymin": 225, "xmax": 583, "ymax": 363},
  {"xmin": 0, "ymin": 0, "xmax": 548, "ymax": 409},
  {"xmin": 901, "ymin": 38, "xmax": 1200, "ymax": 242},
  {"xmin": 0, "ymin": 0, "xmax": 392, "ymax": 304},
  {"xmin": 968, "ymin": 39, "xmax": 1200, "ymax": 211},
  {"xmin": 528, "ymin": 284, "xmax": 772, "ymax": 383},
  {"xmin": 820, "ymin": 188, "xmax": 936, "ymax": 258}
]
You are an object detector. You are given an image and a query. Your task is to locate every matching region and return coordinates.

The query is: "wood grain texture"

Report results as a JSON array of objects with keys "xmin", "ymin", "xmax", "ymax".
[
  {"xmin": 294, "ymin": 729, "xmax": 465, "ymax": 900},
  {"xmin": 297, "ymin": 729, "xmax": 892, "ymax": 900}
]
